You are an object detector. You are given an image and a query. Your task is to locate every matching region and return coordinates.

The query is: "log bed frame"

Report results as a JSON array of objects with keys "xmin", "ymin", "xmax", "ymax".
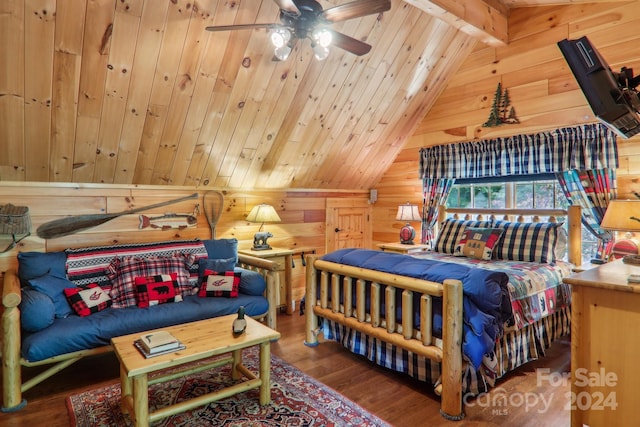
[
  {"xmin": 0, "ymin": 254, "xmax": 279, "ymax": 412},
  {"xmin": 304, "ymin": 205, "xmax": 582, "ymax": 420}
]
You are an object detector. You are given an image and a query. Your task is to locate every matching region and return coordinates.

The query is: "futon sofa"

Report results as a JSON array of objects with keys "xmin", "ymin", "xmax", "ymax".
[{"xmin": 1, "ymin": 238, "xmax": 279, "ymax": 412}]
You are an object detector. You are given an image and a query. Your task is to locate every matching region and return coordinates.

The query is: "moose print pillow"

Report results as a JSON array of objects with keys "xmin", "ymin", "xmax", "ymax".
[{"xmin": 134, "ymin": 273, "xmax": 183, "ymax": 308}]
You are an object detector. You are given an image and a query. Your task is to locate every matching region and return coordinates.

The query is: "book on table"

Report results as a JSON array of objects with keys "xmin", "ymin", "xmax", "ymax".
[{"xmin": 135, "ymin": 330, "xmax": 184, "ymax": 356}]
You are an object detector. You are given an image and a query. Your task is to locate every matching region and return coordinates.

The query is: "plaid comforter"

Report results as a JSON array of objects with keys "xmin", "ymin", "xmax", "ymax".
[{"xmin": 411, "ymin": 251, "xmax": 572, "ymax": 329}]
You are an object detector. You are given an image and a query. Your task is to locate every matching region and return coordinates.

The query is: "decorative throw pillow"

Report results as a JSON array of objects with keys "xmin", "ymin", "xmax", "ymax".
[
  {"xmin": 555, "ymin": 225, "xmax": 568, "ymax": 261},
  {"xmin": 135, "ymin": 273, "xmax": 183, "ymax": 308},
  {"xmin": 18, "ymin": 251, "xmax": 67, "ymax": 282},
  {"xmin": 106, "ymin": 255, "xmax": 192, "ymax": 308},
  {"xmin": 434, "ymin": 219, "xmax": 494, "ymax": 254},
  {"xmin": 198, "ymin": 257, "xmax": 236, "ymax": 285},
  {"xmin": 199, "ymin": 270, "xmax": 240, "ymax": 298},
  {"xmin": 64, "ymin": 284, "xmax": 112, "ymax": 317},
  {"xmin": 454, "ymin": 227, "xmax": 504, "ymax": 260},
  {"xmin": 236, "ymin": 267, "xmax": 266, "ymax": 296},
  {"xmin": 494, "ymin": 221, "xmax": 560, "ymax": 263},
  {"xmin": 202, "ymin": 238, "xmax": 239, "ymax": 263},
  {"xmin": 28, "ymin": 273, "xmax": 74, "ymax": 318},
  {"xmin": 19, "ymin": 287, "xmax": 55, "ymax": 332}
]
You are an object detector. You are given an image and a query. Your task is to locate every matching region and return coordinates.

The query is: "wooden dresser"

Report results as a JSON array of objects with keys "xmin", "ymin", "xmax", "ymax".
[{"xmin": 563, "ymin": 259, "xmax": 640, "ymax": 426}]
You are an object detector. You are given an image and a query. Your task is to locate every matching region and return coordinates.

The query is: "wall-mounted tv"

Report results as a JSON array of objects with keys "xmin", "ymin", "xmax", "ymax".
[{"xmin": 558, "ymin": 36, "xmax": 640, "ymax": 139}]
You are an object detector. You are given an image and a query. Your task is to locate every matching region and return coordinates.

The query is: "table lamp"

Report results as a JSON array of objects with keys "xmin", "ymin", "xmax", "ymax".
[
  {"xmin": 396, "ymin": 202, "xmax": 421, "ymax": 245},
  {"xmin": 246, "ymin": 204, "xmax": 281, "ymax": 250},
  {"xmin": 600, "ymin": 199, "xmax": 640, "ymax": 264}
]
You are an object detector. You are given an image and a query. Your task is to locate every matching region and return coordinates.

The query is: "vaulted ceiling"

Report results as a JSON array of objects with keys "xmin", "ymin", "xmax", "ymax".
[{"xmin": 0, "ymin": 0, "xmax": 616, "ymax": 189}]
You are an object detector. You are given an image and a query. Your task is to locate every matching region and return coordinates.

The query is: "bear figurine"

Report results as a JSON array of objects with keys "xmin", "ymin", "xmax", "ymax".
[{"xmin": 253, "ymin": 231, "xmax": 274, "ymax": 250}]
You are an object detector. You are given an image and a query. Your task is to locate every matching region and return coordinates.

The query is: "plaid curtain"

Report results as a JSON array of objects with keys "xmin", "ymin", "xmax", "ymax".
[
  {"xmin": 421, "ymin": 177, "xmax": 455, "ymax": 246},
  {"xmin": 419, "ymin": 123, "xmax": 619, "ymax": 252},
  {"xmin": 419, "ymin": 124, "xmax": 618, "ymax": 179},
  {"xmin": 556, "ymin": 169, "xmax": 617, "ymax": 259}
]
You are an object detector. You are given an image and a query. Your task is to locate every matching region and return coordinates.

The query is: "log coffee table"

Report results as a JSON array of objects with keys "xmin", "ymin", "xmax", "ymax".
[{"xmin": 111, "ymin": 315, "xmax": 280, "ymax": 427}]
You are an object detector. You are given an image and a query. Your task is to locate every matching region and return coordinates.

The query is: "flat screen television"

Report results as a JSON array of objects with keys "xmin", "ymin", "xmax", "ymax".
[{"xmin": 558, "ymin": 36, "xmax": 640, "ymax": 138}]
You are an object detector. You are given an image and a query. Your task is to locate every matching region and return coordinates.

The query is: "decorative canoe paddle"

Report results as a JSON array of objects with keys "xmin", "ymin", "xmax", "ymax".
[{"xmin": 36, "ymin": 193, "xmax": 198, "ymax": 239}]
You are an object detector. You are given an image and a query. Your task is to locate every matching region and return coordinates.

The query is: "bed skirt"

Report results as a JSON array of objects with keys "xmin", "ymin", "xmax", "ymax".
[{"xmin": 320, "ymin": 305, "xmax": 570, "ymax": 396}]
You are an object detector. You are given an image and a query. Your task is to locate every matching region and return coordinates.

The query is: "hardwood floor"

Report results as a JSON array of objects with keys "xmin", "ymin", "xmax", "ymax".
[{"xmin": 0, "ymin": 312, "xmax": 571, "ymax": 426}]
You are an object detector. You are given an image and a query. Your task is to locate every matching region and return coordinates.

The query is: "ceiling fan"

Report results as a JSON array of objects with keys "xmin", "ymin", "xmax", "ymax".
[{"xmin": 205, "ymin": 0, "xmax": 391, "ymax": 61}]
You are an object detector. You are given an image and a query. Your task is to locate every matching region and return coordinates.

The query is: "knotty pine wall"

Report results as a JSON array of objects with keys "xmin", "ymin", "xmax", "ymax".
[
  {"xmin": 373, "ymin": 2, "xmax": 640, "ymax": 245},
  {"xmin": 0, "ymin": 182, "xmax": 368, "ymax": 304}
]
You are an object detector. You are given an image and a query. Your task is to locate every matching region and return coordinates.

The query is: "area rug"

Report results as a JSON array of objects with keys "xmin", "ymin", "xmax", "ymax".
[{"xmin": 66, "ymin": 347, "xmax": 390, "ymax": 427}]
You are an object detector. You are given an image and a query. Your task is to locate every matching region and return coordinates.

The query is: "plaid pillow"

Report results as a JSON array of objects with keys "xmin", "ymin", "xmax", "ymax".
[
  {"xmin": 198, "ymin": 270, "xmax": 240, "ymax": 298},
  {"xmin": 453, "ymin": 227, "xmax": 504, "ymax": 260},
  {"xmin": 64, "ymin": 284, "xmax": 112, "ymax": 317},
  {"xmin": 135, "ymin": 273, "xmax": 183, "ymax": 308},
  {"xmin": 106, "ymin": 255, "xmax": 192, "ymax": 308},
  {"xmin": 434, "ymin": 219, "xmax": 493, "ymax": 254},
  {"xmin": 493, "ymin": 221, "xmax": 560, "ymax": 263}
]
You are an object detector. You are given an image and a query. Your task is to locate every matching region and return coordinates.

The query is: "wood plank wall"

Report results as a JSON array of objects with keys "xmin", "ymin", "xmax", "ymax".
[
  {"xmin": 0, "ymin": 182, "xmax": 368, "ymax": 304},
  {"xmin": 373, "ymin": 2, "xmax": 640, "ymax": 245}
]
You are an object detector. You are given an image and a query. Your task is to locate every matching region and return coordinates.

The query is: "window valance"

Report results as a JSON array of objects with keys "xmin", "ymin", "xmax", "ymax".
[{"xmin": 419, "ymin": 123, "xmax": 618, "ymax": 180}]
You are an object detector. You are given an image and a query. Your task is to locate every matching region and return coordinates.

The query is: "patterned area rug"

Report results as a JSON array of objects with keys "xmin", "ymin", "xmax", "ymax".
[{"xmin": 66, "ymin": 347, "xmax": 390, "ymax": 427}]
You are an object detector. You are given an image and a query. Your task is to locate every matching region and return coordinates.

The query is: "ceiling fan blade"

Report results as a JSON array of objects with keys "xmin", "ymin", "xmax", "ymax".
[
  {"xmin": 329, "ymin": 30, "xmax": 372, "ymax": 56},
  {"xmin": 205, "ymin": 23, "xmax": 280, "ymax": 32},
  {"xmin": 273, "ymin": 0, "xmax": 300, "ymax": 15},
  {"xmin": 322, "ymin": 0, "xmax": 391, "ymax": 23}
]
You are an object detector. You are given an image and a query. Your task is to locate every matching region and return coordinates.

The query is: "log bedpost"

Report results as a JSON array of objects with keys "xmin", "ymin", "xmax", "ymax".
[
  {"xmin": 439, "ymin": 278, "xmax": 464, "ymax": 421},
  {"xmin": 567, "ymin": 205, "xmax": 582, "ymax": 266},
  {"xmin": 304, "ymin": 255, "xmax": 320, "ymax": 346}
]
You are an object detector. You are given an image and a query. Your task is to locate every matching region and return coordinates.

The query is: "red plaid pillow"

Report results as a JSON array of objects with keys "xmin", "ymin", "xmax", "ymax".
[
  {"xmin": 64, "ymin": 284, "xmax": 112, "ymax": 317},
  {"xmin": 135, "ymin": 273, "xmax": 183, "ymax": 308},
  {"xmin": 198, "ymin": 270, "xmax": 240, "ymax": 298},
  {"xmin": 106, "ymin": 255, "xmax": 192, "ymax": 308}
]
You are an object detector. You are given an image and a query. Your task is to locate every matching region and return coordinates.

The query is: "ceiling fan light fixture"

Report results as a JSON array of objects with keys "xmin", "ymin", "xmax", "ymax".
[
  {"xmin": 312, "ymin": 28, "xmax": 332, "ymax": 48},
  {"xmin": 275, "ymin": 44, "xmax": 293, "ymax": 61},
  {"xmin": 270, "ymin": 28, "xmax": 291, "ymax": 48},
  {"xmin": 312, "ymin": 43, "xmax": 329, "ymax": 61}
]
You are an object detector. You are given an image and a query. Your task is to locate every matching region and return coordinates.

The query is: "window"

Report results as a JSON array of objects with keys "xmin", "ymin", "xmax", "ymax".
[{"xmin": 447, "ymin": 179, "xmax": 598, "ymax": 261}]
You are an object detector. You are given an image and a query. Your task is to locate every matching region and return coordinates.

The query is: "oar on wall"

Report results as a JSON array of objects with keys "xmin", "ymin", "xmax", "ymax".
[{"xmin": 36, "ymin": 193, "xmax": 199, "ymax": 239}]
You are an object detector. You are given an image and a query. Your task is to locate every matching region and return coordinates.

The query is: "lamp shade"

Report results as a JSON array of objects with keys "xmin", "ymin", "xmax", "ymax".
[
  {"xmin": 601, "ymin": 200, "xmax": 640, "ymax": 232},
  {"xmin": 247, "ymin": 204, "xmax": 281, "ymax": 224},
  {"xmin": 395, "ymin": 203, "xmax": 421, "ymax": 222}
]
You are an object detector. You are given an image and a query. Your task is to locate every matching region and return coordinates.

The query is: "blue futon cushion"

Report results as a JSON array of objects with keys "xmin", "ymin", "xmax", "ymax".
[
  {"xmin": 19, "ymin": 288, "xmax": 55, "ymax": 332},
  {"xmin": 21, "ymin": 293, "xmax": 269, "ymax": 362}
]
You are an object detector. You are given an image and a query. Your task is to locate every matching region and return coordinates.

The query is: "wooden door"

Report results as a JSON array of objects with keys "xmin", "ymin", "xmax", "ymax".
[{"xmin": 326, "ymin": 198, "xmax": 372, "ymax": 252}]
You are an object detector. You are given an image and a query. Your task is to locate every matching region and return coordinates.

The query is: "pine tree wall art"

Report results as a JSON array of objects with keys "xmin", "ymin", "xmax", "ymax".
[{"xmin": 483, "ymin": 83, "xmax": 520, "ymax": 127}]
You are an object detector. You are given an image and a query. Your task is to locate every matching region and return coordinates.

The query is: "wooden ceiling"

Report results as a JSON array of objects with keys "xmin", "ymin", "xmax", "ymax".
[{"xmin": 0, "ymin": 0, "xmax": 619, "ymax": 189}]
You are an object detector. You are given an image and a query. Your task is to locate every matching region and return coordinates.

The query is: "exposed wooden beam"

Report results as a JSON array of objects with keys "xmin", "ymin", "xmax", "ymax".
[{"xmin": 404, "ymin": 0, "xmax": 508, "ymax": 47}]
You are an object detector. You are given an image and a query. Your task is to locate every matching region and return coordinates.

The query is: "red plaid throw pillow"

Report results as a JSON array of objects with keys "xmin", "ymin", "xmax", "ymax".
[
  {"xmin": 64, "ymin": 284, "xmax": 112, "ymax": 317},
  {"xmin": 198, "ymin": 270, "xmax": 240, "ymax": 298},
  {"xmin": 135, "ymin": 273, "xmax": 183, "ymax": 308},
  {"xmin": 106, "ymin": 255, "xmax": 192, "ymax": 308}
]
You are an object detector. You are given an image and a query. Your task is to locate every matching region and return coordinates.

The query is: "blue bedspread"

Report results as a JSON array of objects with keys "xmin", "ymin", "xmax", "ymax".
[{"xmin": 320, "ymin": 249, "xmax": 511, "ymax": 368}]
